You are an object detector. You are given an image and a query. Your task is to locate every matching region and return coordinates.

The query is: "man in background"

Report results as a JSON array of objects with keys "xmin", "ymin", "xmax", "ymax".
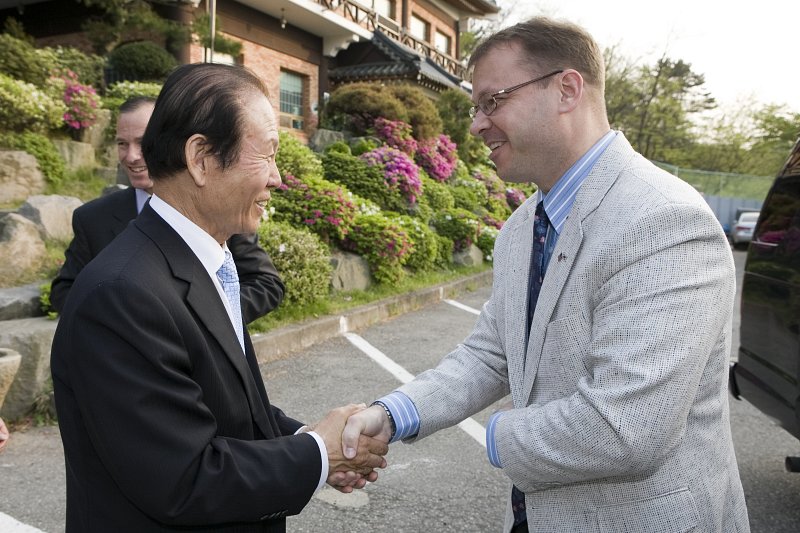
[{"xmin": 50, "ymin": 96, "xmax": 285, "ymax": 321}]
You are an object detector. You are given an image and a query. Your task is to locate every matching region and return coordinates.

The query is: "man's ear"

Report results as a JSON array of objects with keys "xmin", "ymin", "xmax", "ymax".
[
  {"xmin": 185, "ymin": 134, "xmax": 211, "ymax": 187},
  {"xmin": 557, "ymin": 70, "xmax": 583, "ymax": 113}
]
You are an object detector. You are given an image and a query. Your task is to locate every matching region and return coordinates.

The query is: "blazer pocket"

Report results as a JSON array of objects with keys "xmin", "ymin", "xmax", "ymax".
[{"xmin": 596, "ymin": 488, "xmax": 700, "ymax": 533}]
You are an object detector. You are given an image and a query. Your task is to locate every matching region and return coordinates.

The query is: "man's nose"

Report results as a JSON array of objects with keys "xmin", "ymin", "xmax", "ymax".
[{"xmin": 469, "ymin": 112, "xmax": 489, "ymax": 137}]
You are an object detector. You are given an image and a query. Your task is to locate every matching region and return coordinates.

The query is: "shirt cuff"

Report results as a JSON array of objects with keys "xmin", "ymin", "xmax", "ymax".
[
  {"xmin": 486, "ymin": 411, "xmax": 503, "ymax": 468},
  {"xmin": 376, "ymin": 391, "xmax": 420, "ymax": 443},
  {"xmin": 295, "ymin": 426, "xmax": 328, "ymax": 492}
]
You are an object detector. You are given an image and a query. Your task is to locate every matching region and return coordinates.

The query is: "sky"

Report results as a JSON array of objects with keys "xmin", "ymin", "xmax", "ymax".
[{"xmin": 492, "ymin": 0, "xmax": 800, "ymax": 114}]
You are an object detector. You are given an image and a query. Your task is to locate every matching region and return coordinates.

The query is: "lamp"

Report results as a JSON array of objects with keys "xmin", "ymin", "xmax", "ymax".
[{"xmin": 281, "ymin": 8, "xmax": 287, "ymax": 29}]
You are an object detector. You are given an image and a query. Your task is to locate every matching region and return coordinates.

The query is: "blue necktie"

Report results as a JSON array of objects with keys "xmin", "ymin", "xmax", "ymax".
[
  {"xmin": 216, "ymin": 251, "xmax": 245, "ymax": 354},
  {"xmin": 514, "ymin": 201, "xmax": 550, "ymax": 527}
]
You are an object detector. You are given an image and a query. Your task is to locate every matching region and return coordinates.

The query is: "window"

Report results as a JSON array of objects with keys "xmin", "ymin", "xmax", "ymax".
[
  {"xmin": 409, "ymin": 14, "xmax": 429, "ymax": 42},
  {"xmin": 372, "ymin": 0, "xmax": 394, "ymax": 19},
  {"xmin": 279, "ymin": 71, "xmax": 304, "ymax": 130},
  {"xmin": 434, "ymin": 31, "xmax": 451, "ymax": 55}
]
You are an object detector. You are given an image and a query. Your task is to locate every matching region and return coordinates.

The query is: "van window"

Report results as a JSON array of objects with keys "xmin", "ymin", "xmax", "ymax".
[{"xmin": 750, "ymin": 176, "xmax": 800, "ymax": 283}]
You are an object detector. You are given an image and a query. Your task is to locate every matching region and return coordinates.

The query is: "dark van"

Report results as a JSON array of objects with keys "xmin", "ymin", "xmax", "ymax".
[{"xmin": 730, "ymin": 138, "xmax": 800, "ymax": 469}]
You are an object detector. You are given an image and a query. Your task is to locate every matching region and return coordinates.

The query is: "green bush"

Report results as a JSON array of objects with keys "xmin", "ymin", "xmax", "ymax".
[
  {"xmin": 276, "ymin": 131, "xmax": 324, "ymax": 182},
  {"xmin": 476, "ymin": 224, "xmax": 500, "ymax": 263},
  {"xmin": 350, "ymin": 136, "xmax": 380, "ymax": 156},
  {"xmin": 270, "ymin": 174, "xmax": 357, "ymax": 244},
  {"xmin": 107, "ymin": 41, "xmax": 177, "ymax": 82},
  {"xmin": 0, "ymin": 132, "xmax": 66, "ymax": 186},
  {"xmin": 0, "ymin": 33, "xmax": 54, "ymax": 87},
  {"xmin": 396, "ymin": 215, "xmax": 438, "ymax": 272},
  {"xmin": 389, "ymin": 84, "xmax": 442, "ymax": 140},
  {"xmin": 0, "ymin": 74, "xmax": 66, "ymax": 133},
  {"xmin": 433, "ymin": 234, "xmax": 454, "ymax": 268},
  {"xmin": 420, "ymin": 174, "xmax": 455, "ymax": 211},
  {"xmin": 321, "ymin": 82, "xmax": 408, "ymax": 135},
  {"xmin": 451, "ymin": 174, "xmax": 489, "ymax": 213},
  {"xmin": 430, "ymin": 207, "xmax": 480, "ymax": 252},
  {"xmin": 345, "ymin": 213, "xmax": 413, "ymax": 284},
  {"xmin": 102, "ymin": 80, "xmax": 163, "ymax": 140},
  {"xmin": 435, "ymin": 87, "xmax": 489, "ymax": 165},
  {"xmin": 257, "ymin": 221, "xmax": 332, "ymax": 306},
  {"xmin": 47, "ymin": 46, "xmax": 106, "ymax": 89},
  {"xmin": 323, "ymin": 149, "xmax": 389, "ymax": 210}
]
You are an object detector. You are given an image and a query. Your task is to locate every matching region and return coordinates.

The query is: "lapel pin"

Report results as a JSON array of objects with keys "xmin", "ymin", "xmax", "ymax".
[{"xmin": 558, "ymin": 252, "xmax": 566, "ymax": 262}]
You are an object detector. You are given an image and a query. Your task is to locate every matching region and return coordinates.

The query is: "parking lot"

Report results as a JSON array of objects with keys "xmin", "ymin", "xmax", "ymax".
[{"xmin": 2, "ymin": 250, "xmax": 799, "ymax": 532}]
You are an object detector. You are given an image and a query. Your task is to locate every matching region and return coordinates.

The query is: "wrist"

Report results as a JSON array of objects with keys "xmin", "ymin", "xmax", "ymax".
[{"xmin": 371, "ymin": 401, "xmax": 396, "ymax": 440}]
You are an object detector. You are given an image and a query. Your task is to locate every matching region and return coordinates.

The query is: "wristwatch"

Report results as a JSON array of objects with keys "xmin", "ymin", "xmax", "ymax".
[{"xmin": 371, "ymin": 400, "xmax": 397, "ymax": 440}]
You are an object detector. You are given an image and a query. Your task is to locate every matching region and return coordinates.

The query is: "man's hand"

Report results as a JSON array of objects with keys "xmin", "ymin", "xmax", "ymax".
[
  {"xmin": 313, "ymin": 404, "xmax": 388, "ymax": 493},
  {"xmin": 0, "ymin": 417, "xmax": 9, "ymax": 454},
  {"xmin": 342, "ymin": 404, "xmax": 393, "ymax": 459}
]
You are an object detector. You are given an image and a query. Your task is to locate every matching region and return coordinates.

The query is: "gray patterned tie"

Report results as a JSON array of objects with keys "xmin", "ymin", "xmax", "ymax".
[{"xmin": 216, "ymin": 250, "xmax": 245, "ymax": 354}]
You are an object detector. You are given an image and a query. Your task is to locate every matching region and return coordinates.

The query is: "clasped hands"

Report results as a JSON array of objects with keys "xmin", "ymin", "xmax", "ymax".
[{"xmin": 311, "ymin": 404, "xmax": 393, "ymax": 493}]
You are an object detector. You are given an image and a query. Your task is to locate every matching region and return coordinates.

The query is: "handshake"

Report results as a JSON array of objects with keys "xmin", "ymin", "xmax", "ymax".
[{"xmin": 310, "ymin": 403, "xmax": 394, "ymax": 493}]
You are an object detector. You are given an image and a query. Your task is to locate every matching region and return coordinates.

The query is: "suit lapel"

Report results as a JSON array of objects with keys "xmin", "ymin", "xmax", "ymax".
[{"xmin": 135, "ymin": 206, "xmax": 275, "ymax": 438}]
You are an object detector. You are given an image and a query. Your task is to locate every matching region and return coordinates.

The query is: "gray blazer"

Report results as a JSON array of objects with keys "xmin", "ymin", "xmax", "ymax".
[{"xmin": 398, "ymin": 134, "xmax": 750, "ymax": 532}]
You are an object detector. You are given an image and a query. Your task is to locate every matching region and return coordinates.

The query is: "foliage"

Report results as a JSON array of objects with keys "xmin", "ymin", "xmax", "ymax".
[
  {"xmin": 476, "ymin": 224, "xmax": 500, "ymax": 262},
  {"xmin": 52, "ymin": 70, "xmax": 99, "ymax": 132},
  {"xmin": 107, "ymin": 41, "xmax": 177, "ymax": 83},
  {"xmin": 349, "ymin": 136, "xmax": 380, "ymax": 156},
  {"xmin": 321, "ymin": 83, "xmax": 408, "ymax": 135},
  {"xmin": 46, "ymin": 166, "xmax": 108, "ymax": 200},
  {"xmin": 388, "ymin": 85, "xmax": 443, "ymax": 140},
  {"xmin": 505, "ymin": 187, "xmax": 527, "ymax": 210},
  {"xmin": 430, "ymin": 207, "xmax": 480, "ymax": 252},
  {"xmin": 395, "ymin": 215, "xmax": 438, "ymax": 272},
  {"xmin": 360, "ymin": 146, "xmax": 422, "ymax": 210},
  {"xmin": 435, "ymin": 88, "xmax": 489, "ymax": 165},
  {"xmin": 450, "ymin": 181, "xmax": 484, "ymax": 213},
  {"xmin": 276, "ymin": 131, "xmax": 324, "ymax": 181},
  {"xmin": 0, "ymin": 74, "xmax": 66, "ymax": 133},
  {"xmin": 270, "ymin": 174, "xmax": 357, "ymax": 244},
  {"xmin": 0, "ymin": 33, "xmax": 53, "ymax": 87},
  {"xmin": 373, "ymin": 117, "xmax": 417, "ymax": 156},
  {"xmin": 192, "ymin": 12, "xmax": 243, "ymax": 57},
  {"xmin": 0, "ymin": 132, "xmax": 66, "ymax": 185},
  {"xmin": 344, "ymin": 213, "xmax": 413, "ymax": 284},
  {"xmin": 79, "ymin": 0, "xmax": 190, "ymax": 55},
  {"xmin": 39, "ymin": 282, "xmax": 58, "ymax": 319},
  {"xmin": 46, "ymin": 46, "xmax": 106, "ymax": 89},
  {"xmin": 257, "ymin": 220, "xmax": 332, "ymax": 306},
  {"xmin": 415, "ymin": 134, "xmax": 458, "ymax": 182},
  {"xmin": 433, "ymin": 234, "xmax": 454, "ymax": 268},
  {"xmin": 322, "ymin": 147, "xmax": 390, "ymax": 210},
  {"xmin": 419, "ymin": 174, "xmax": 454, "ymax": 213}
]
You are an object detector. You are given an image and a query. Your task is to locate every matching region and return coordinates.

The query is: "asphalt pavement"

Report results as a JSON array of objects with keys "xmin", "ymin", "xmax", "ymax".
[{"xmin": 2, "ymin": 250, "xmax": 799, "ymax": 532}]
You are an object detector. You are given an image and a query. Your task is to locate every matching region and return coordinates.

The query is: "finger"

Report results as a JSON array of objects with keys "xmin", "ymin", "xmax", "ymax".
[
  {"xmin": 364, "ymin": 470, "xmax": 379, "ymax": 483},
  {"xmin": 342, "ymin": 413, "xmax": 365, "ymax": 459}
]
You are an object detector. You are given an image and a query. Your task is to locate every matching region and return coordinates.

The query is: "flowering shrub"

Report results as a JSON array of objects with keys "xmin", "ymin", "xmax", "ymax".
[
  {"xmin": 0, "ymin": 73, "xmax": 65, "ymax": 133},
  {"xmin": 430, "ymin": 207, "xmax": 481, "ymax": 252},
  {"xmin": 360, "ymin": 146, "xmax": 422, "ymax": 210},
  {"xmin": 323, "ymin": 147, "xmax": 395, "ymax": 211},
  {"xmin": 415, "ymin": 134, "xmax": 458, "ymax": 182},
  {"xmin": 373, "ymin": 117, "xmax": 417, "ymax": 156},
  {"xmin": 48, "ymin": 70, "xmax": 98, "ymax": 134},
  {"xmin": 451, "ymin": 174, "xmax": 490, "ymax": 213},
  {"xmin": 420, "ymin": 174, "xmax": 455, "ymax": 211},
  {"xmin": 481, "ymin": 212, "xmax": 504, "ymax": 230},
  {"xmin": 270, "ymin": 174, "xmax": 357, "ymax": 244},
  {"xmin": 476, "ymin": 224, "xmax": 500, "ymax": 262},
  {"xmin": 396, "ymin": 215, "xmax": 438, "ymax": 272},
  {"xmin": 344, "ymin": 213, "xmax": 413, "ymax": 284},
  {"xmin": 472, "ymin": 166, "xmax": 506, "ymax": 202},
  {"xmin": 505, "ymin": 187, "xmax": 527, "ymax": 210},
  {"xmin": 276, "ymin": 131, "xmax": 324, "ymax": 182},
  {"xmin": 105, "ymin": 80, "xmax": 164, "ymax": 101},
  {"xmin": 257, "ymin": 220, "xmax": 331, "ymax": 306}
]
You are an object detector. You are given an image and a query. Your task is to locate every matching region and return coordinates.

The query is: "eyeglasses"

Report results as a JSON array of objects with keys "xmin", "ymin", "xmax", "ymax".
[{"xmin": 469, "ymin": 70, "xmax": 564, "ymax": 119}]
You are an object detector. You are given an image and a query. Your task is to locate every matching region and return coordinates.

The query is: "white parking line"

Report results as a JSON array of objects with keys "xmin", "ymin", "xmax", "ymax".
[
  {"xmin": 343, "ymin": 332, "xmax": 486, "ymax": 448},
  {"xmin": 0, "ymin": 511, "xmax": 45, "ymax": 532},
  {"xmin": 444, "ymin": 299, "xmax": 481, "ymax": 315}
]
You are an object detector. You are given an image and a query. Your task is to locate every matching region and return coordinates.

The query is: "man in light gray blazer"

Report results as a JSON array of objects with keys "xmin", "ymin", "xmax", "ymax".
[{"xmin": 342, "ymin": 16, "xmax": 749, "ymax": 532}]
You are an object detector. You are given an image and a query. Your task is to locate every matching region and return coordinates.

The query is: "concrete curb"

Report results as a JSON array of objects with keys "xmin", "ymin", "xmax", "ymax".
[{"xmin": 252, "ymin": 269, "xmax": 492, "ymax": 364}]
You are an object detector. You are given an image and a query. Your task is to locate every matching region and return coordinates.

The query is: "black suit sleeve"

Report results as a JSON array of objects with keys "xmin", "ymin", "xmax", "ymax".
[
  {"xmin": 227, "ymin": 233, "xmax": 285, "ymax": 323},
  {"xmin": 50, "ymin": 208, "xmax": 93, "ymax": 313}
]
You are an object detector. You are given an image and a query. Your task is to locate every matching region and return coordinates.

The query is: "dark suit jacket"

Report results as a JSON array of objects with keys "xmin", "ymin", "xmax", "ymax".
[
  {"xmin": 51, "ymin": 205, "xmax": 320, "ymax": 532},
  {"xmin": 50, "ymin": 187, "xmax": 284, "ymax": 322}
]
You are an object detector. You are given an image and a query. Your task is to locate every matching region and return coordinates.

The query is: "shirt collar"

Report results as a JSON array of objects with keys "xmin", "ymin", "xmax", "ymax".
[
  {"xmin": 134, "ymin": 188, "xmax": 151, "ymax": 214},
  {"xmin": 148, "ymin": 194, "xmax": 227, "ymax": 278},
  {"xmin": 539, "ymin": 130, "xmax": 617, "ymax": 234}
]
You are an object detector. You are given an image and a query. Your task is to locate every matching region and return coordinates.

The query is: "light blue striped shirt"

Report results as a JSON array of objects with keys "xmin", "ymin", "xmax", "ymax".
[{"xmin": 380, "ymin": 131, "xmax": 618, "ymax": 465}]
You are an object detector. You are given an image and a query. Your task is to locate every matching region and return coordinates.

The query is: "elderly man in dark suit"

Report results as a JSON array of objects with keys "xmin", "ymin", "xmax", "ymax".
[
  {"xmin": 50, "ymin": 96, "xmax": 284, "ymax": 321},
  {"xmin": 51, "ymin": 63, "xmax": 387, "ymax": 532}
]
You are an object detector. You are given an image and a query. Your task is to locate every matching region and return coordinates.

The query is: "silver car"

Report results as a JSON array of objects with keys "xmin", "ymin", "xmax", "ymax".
[{"xmin": 731, "ymin": 211, "xmax": 760, "ymax": 248}]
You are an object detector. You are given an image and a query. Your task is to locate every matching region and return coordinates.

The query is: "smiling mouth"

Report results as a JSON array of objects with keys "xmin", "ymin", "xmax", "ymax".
[
  {"xmin": 488, "ymin": 141, "xmax": 504, "ymax": 152},
  {"xmin": 128, "ymin": 165, "xmax": 147, "ymax": 173}
]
